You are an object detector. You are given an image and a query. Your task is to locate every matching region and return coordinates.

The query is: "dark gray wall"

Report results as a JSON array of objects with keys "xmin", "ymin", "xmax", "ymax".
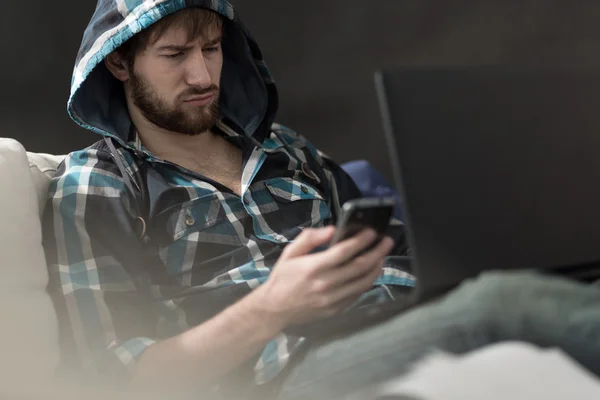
[{"xmin": 3, "ymin": 1, "xmax": 600, "ymax": 180}]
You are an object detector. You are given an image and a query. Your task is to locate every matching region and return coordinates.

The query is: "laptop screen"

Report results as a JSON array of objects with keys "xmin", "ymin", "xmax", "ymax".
[{"xmin": 376, "ymin": 66, "xmax": 600, "ymax": 297}]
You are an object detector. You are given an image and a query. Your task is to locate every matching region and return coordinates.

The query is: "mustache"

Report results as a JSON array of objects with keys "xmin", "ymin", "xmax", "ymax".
[{"xmin": 178, "ymin": 85, "xmax": 219, "ymax": 100}]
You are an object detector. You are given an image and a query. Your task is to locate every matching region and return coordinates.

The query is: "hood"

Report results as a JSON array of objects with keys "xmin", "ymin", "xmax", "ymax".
[{"xmin": 68, "ymin": 0, "xmax": 278, "ymax": 145}]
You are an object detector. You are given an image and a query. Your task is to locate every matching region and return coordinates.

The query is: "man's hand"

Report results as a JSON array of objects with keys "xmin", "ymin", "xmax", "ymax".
[
  {"xmin": 130, "ymin": 226, "xmax": 393, "ymax": 391},
  {"xmin": 254, "ymin": 226, "xmax": 395, "ymax": 327}
]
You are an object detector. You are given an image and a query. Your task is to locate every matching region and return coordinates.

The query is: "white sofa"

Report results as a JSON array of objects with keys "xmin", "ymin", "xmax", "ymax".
[
  {"xmin": 0, "ymin": 138, "xmax": 119, "ymax": 399},
  {"xmin": 0, "ymin": 138, "xmax": 64, "ymax": 396}
]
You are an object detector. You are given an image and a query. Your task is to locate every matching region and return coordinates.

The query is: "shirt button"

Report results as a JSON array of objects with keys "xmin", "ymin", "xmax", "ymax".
[
  {"xmin": 301, "ymin": 185, "xmax": 309, "ymax": 194},
  {"xmin": 301, "ymin": 163, "xmax": 313, "ymax": 176},
  {"xmin": 185, "ymin": 215, "xmax": 195, "ymax": 226}
]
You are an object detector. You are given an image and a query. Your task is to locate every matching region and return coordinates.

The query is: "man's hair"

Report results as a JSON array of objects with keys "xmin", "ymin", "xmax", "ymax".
[{"xmin": 117, "ymin": 7, "xmax": 223, "ymax": 69}]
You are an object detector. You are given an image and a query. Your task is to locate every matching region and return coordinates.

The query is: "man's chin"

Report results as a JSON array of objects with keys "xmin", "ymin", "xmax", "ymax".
[{"xmin": 169, "ymin": 118, "xmax": 218, "ymax": 136}]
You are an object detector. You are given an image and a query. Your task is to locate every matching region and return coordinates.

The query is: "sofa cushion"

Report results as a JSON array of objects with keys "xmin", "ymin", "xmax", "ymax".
[
  {"xmin": 27, "ymin": 151, "xmax": 64, "ymax": 217},
  {"xmin": 0, "ymin": 138, "xmax": 60, "ymax": 391}
]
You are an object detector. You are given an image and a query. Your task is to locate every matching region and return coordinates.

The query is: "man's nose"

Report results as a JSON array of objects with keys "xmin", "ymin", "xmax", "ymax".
[{"xmin": 185, "ymin": 53, "xmax": 212, "ymax": 88}]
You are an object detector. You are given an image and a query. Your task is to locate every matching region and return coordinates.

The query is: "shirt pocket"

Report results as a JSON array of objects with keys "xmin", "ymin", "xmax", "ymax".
[
  {"xmin": 148, "ymin": 194, "xmax": 245, "ymax": 286},
  {"xmin": 264, "ymin": 177, "xmax": 326, "ymax": 203},
  {"xmin": 256, "ymin": 177, "xmax": 332, "ymax": 240}
]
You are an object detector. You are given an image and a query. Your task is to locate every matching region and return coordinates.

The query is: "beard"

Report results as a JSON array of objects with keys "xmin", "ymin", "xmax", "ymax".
[{"xmin": 129, "ymin": 71, "xmax": 220, "ymax": 136}]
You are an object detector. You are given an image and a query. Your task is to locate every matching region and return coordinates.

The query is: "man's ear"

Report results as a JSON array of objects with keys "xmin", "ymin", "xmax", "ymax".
[{"xmin": 104, "ymin": 51, "xmax": 130, "ymax": 82}]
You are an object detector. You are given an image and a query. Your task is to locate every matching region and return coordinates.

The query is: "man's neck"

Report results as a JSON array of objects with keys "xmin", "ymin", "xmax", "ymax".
[
  {"xmin": 138, "ymin": 121, "xmax": 243, "ymax": 191},
  {"xmin": 137, "ymin": 124, "xmax": 220, "ymax": 164},
  {"xmin": 126, "ymin": 99, "xmax": 244, "ymax": 196}
]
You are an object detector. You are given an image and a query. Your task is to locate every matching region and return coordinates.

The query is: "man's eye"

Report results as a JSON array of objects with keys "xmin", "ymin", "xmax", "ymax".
[
  {"xmin": 165, "ymin": 52, "xmax": 184, "ymax": 59},
  {"xmin": 203, "ymin": 46, "xmax": 220, "ymax": 53}
]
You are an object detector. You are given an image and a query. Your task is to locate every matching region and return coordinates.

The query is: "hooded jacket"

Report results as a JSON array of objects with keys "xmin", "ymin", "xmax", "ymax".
[{"xmin": 43, "ymin": 0, "xmax": 414, "ymax": 389}]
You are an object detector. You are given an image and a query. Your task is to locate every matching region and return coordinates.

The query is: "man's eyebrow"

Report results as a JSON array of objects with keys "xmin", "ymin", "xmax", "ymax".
[
  {"xmin": 155, "ymin": 44, "xmax": 190, "ymax": 52},
  {"xmin": 155, "ymin": 36, "xmax": 222, "ymax": 52},
  {"xmin": 205, "ymin": 36, "xmax": 223, "ymax": 46}
]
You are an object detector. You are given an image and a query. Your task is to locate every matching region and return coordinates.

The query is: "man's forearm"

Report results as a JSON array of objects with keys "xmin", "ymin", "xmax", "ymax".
[{"xmin": 128, "ymin": 285, "xmax": 284, "ymax": 392}]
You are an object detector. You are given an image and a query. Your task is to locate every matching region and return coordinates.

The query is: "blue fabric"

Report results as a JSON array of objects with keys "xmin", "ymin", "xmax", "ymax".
[
  {"xmin": 277, "ymin": 271, "xmax": 600, "ymax": 399},
  {"xmin": 341, "ymin": 160, "xmax": 404, "ymax": 220}
]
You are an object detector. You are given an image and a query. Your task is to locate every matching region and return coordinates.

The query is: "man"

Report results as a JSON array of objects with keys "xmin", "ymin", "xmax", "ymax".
[
  {"xmin": 44, "ymin": 1, "xmax": 600, "ymax": 399},
  {"xmin": 44, "ymin": 0, "xmax": 409, "ymax": 395}
]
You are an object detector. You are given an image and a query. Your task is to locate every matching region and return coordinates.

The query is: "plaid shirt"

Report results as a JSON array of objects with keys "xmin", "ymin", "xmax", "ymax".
[
  {"xmin": 49, "ymin": 0, "xmax": 415, "ymax": 390},
  {"xmin": 44, "ymin": 122, "xmax": 415, "ymax": 386}
]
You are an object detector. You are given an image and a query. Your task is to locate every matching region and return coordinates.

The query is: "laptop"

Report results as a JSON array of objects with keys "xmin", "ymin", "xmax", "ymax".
[{"xmin": 288, "ymin": 66, "xmax": 600, "ymax": 339}]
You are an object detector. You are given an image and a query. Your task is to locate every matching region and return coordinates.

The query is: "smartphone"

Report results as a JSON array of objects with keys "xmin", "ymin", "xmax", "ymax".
[{"xmin": 329, "ymin": 196, "xmax": 397, "ymax": 252}]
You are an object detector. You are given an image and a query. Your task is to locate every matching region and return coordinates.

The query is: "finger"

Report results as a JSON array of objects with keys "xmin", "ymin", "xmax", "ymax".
[
  {"xmin": 281, "ymin": 226, "xmax": 336, "ymax": 259},
  {"xmin": 320, "ymin": 237, "xmax": 392, "ymax": 291},
  {"xmin": 310, "ymin": 228, "xmax": 379, "ymax": 269},
  {"xmin": 364, "ymin": 236, "xmax": 395, "ymax": 260},
  {"xmin": 319, "ymin": 244, "xmax": 390, "ymax": 290},
  {"xmin": 341, "ymin": 236, "xmax": 394, "ymax": 281},
  {"xmin": 324, "ymin": 260, "xmax": 383, "ymax": 313},
  {"xmin": 327, "ymin": 259, "xmax": 384, "ymax": 305}
]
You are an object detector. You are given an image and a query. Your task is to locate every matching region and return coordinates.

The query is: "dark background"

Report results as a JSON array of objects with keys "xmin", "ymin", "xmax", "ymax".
[{"xmin": 2, "ymin": 0, "xmax": 600, "ymax": 181}]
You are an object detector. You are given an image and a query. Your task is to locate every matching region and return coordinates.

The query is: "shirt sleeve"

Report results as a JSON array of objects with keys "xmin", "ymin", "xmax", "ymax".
[
  {"xmin": 43, "ymin": 147, "xmax": 158, "ymax": 381},
  {"xmin": 310, "ymin": 149, "xmax": 362, "ymax": 224},
  {"xmin": 320, "ymin": 154, "xmax": 363, "ymax": 207}
]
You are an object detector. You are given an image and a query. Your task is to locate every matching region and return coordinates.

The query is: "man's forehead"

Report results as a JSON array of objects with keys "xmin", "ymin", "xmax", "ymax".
[{"xmin": 151, "ymin": 24, "xmax": 222, "ymax": 47}]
